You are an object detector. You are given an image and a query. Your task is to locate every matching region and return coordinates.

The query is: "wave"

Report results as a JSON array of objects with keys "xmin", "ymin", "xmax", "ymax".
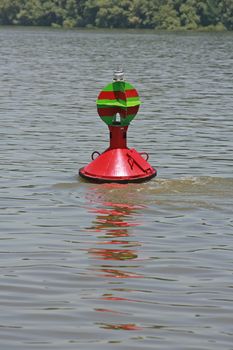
[{"xmin": 146, "ymin": 176, "xmax": 233, "ymax": 197}]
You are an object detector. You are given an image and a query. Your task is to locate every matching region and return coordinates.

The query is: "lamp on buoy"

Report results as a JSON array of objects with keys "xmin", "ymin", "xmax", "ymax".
[{"xmin": 79, "ymin": 69, "xmax": 157, "ymax": 183}]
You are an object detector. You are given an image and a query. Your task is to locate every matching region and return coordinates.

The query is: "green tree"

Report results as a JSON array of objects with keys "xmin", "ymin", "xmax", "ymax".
[
  {"xmin": 94, "ymin": 0, "xmax": 130, "ymax": 28},
  {"xmin": 219, "ymin": 0, "xmax": 233, "ymax": 29},
  {"xmin": 0, "ymin": 0, "xmax": 22, "ymax": 24},
  {"xmin": 0, "ymin": 0, "xmax": 232, "ymax": 30},
  {"xmin": 82, "ymin": 0, "xmax": 99, "ymax": 27},
  {"xmin": 195, "ymin": 0, "xmax": 221, "ymax": 26},
  {"xmin": 179, "ymin": 0, "xmax": 200, "ymax": 29},
  {"xmin": 154, "ymin": 0, "xmax": 180, "ymax": 29},
  {"xmin": 15, "ymin": 0, "xmax": 67, "ymax": 26},
  {"xmin": 128, "ymin": 0, "xmax": 161, "ymax": 28}
]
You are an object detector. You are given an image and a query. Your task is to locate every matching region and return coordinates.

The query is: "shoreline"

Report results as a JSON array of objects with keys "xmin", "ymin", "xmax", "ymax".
[{"xmin": 0, "ymin": 24, "xmax": 231, "ymax": 33}]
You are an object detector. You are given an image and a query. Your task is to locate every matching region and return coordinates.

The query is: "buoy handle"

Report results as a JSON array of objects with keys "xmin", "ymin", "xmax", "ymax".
[
  {"xmin": 91, "ymin": 151, "xmax": 100, "ymax": 160},
  {"xmin": 140, "ymin": 152, "xmax": 149, "ymax": 161}
]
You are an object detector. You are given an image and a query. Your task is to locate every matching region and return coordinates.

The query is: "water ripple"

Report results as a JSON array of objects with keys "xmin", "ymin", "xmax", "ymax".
[{"xmin": 0, "ymin": 28, "xmax": 233, "ymax": 350}]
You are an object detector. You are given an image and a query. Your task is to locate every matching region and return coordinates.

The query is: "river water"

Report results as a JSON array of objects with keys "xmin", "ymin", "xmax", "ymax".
[{"xmin": 0, "ymin": 27, "xmax": 233, "ymax": 349}]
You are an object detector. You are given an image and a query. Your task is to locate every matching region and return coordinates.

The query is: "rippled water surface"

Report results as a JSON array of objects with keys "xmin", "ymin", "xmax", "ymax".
[{"xmin": 1, "ymin": 27, "xmax": 233, "ymax": 349}]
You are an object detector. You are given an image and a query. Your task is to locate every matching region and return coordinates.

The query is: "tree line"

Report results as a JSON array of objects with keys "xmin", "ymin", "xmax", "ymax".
[{"xmin": 0, "ymin": 0, "xmax": 232, "ymax": 30}]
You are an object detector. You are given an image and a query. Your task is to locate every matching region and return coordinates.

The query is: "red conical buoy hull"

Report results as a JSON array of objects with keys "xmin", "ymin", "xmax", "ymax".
[{"xmin": 79, "ymin": 148, "xmax": 157, "ymax": 183}]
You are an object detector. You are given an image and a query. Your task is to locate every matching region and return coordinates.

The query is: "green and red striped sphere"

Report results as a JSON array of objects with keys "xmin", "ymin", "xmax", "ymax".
[{"xmin": 97, "ymin": 81, "xmax": 141, "ymax": 126}]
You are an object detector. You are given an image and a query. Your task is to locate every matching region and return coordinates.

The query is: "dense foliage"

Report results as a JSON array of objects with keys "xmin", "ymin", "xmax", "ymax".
[{"xmin": 0, "ymin": 0, "xmax": 232, "ymax": 30}]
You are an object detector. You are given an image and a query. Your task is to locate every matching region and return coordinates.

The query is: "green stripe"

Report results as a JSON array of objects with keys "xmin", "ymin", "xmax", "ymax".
[
  {"xmin": 101, "ymin": 81, "xmax": 136, "ymax": 92},
  {"xmin": 125, "ymin": 99, "xmax": 140, "ymax": 107},
  {"xmin": 100, "ymin": 116, "xmax": 114, "ymax": 125},
  {"xmin": 124, "ymin": 82, "xmax": 134, "ymax": 90},
  {"xmin": 101, "ymin": 82, "xmax": 122, "ymax": 91},
  {"xmin": 97, "ymin": 99, "xmax": 140, "ymax": 107},
  {"xmin": 100, "ymin": 113, "xmax": 138, "ymax": 126},
  {"xmin": 126, "ymin": 97, "xmax": 140, "ymax": 102},
  {"xmin": 97, "ymin": 99, "xmax": 126, "ymax": 106},
  {"xmin": 97, "ymin": 105, "xmax": 117, "ymax": 109}
]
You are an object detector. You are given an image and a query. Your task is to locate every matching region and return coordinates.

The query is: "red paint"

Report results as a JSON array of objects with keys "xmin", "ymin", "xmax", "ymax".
[
  {"xmin": 125, "ymin": 89, "xmax": 139, "ymax": 97},
  {"xmin": 108, "ymin": 125, "xmax": 128, "ymax": 149},
  {"xmin": 97, "ymin": 105, "xmax": 139, "ymax": 117},
  {"xmin": 98, "ymin": 89, "xmax": 138, "ymax": 101},
  {"xmin": 100, "ymin": 323, "xmax": 142, "ymax": 331},
  {"xmin": 98, "ymin": 90, "xmax": 126, "ymax": 101},
  {"xmin": 79, "ymin": 125, "xmax": 156, "ymax": 183}
]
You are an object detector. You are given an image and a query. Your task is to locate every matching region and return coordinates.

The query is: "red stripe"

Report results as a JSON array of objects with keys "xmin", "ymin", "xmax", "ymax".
[
  {"xmin": 127, "ymin": 105, "xmax": 139, "ymax": 114},
  {"xmin": 98, "ymin": 91, "xmax": 126, "ymax": 101},
  {"xmin": 125, "ymin": 89, "xmax": 138, "ymax": 98},
  {"xmin": 98, "ymin": 89, "xmax": 138, "ymax": 101},
  {"xmin": 98, "ymin": 107, "xmax": 119, "ymax": 117},
  {"xmin": 97, "ymin": 105, "xmax": 139, "ymax": 117}
]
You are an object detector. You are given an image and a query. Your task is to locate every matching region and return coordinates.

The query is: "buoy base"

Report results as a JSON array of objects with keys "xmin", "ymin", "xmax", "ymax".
[
  {"xmin": 79, "ymin": 167, "xmax": 157, "ymax": 183},
  {"xmin": 79, "ymin": 148, "xmax": 157, "ymax": 184}
]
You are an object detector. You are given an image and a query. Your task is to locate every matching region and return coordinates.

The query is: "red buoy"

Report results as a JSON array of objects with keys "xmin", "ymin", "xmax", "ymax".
[{"xmin": 79, "ymin": 69, "xmax": 157, "ymax": 183}]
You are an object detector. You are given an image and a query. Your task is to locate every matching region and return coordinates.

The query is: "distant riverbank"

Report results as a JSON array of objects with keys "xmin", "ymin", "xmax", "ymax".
[
  {"xmin": 0, "ymin": 0, "xmax": 232, "ymax": 31},
  {"xmin": 0, "ymin": 23, "xmax": 229, "ymax": 32}
]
